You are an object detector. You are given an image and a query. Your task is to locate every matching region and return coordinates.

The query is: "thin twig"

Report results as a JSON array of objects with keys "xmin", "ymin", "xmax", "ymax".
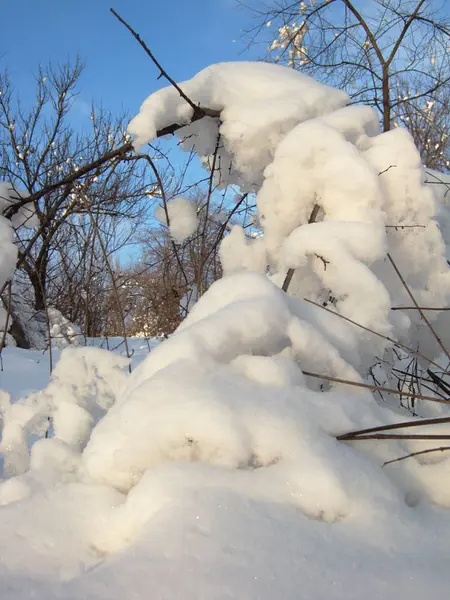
[
  {"xmin": 343, "ymin": 433, "xmax": 450, "ymax": 440},
  {"xmin": 142, "ymin": 155, "xmax": 190, "ymax": 289},
  {"xmin": 392, "ymin": 306, "xmax": 450, "ymax": 311},
  {"xmin": 387, "ymin": 252, "xmax": 450, "ymax": 362},
  {"xmin": 383, "ymin": 446, "xmax": 450, "ymax": 467},
  {"xmin": 385, "ymin": 225, "xmax": 425, "ymax": 229},
  {"xmin": 110, "ymin": 8, "xmax": 220, "ymax": 121},
  {"xmin": 38, "ymin": 272, "xmax": 53, "ymax": 375},
  {"xmin": 0, "ymin": 281, "xmax": 13, "ymax": 370},
  {"xmin": 303, "ymin": 370, "xmax": 450, "ymax": 404},
  {"xmin": 198, "ymin": 133, "xmax": 221, "ymax": 296},
  {"xmin": 378, "ymin": 164, "xmax": 397, "ymax": 175},
  {"xmin": 203, "ymin": 193, "xmax": 249, "ymax": 267},
  {"xmin": 82, "ymin": 197, "xmax": 132, "ymax": 373},
  {"xmin": 337, "ymin": 415, "xmax": 450, "ymax": 441},
  {"xmin": 303, "ymin": 297, "xmax": 442, "ymax": 370},
  {"xmin": 427, "ymin": 369, "xmax": 450, "ymax": 397}
]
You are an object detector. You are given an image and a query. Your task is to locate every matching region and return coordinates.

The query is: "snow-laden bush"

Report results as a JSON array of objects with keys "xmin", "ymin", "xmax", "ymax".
[
  {"xmin": 82, "ymin": 62, "xmax": 450, "ymax": 506},
  {"xmin": 1, "ymin": 63, "xmax": 450, "ymax": 598},
  {"xmin": 0, "ymin": 184, "xmax": 78, "ymax": 351},
  {"xmin": 129, "ymin": 62, "xmax": 450, "ymax": 377}
]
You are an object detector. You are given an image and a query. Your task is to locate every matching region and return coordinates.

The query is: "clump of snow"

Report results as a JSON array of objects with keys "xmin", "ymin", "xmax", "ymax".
[
  {"xmin": 0, "ymin": 184, "xmax": 20, "ymax": 291},
  {"xmin": 0, "ymin": 182, "xmax": 37, "ymax": 229},
  {"xmin": 154, "ymin": 197, "xmax": 198, "ymax": 243},
  {"xmin": 129, "ymin": 62, "xmax": 349, "ymax": 189},
  {"xmin": 220, "ymin": 225, "xmax": 267, "ymax": 275},
  {"xmin": 0, "ymin": 346, "xmax": 129, "ymax": 476}
]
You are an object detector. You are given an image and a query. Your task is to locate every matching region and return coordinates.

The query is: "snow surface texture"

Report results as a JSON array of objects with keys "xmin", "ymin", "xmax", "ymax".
[
  {"xmin": 1, "ymin": 62, "xmax": 450, "ymax": 599},
  {"xmin": 2, "ymin": 279, "xmax": 450, "ymax": 598},
  {"xmin": 154, "ymin": 196, "xmax": 198, "ymax": 243}
]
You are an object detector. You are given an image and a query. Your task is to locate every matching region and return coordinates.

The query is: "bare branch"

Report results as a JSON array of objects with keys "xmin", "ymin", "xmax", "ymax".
[
  {"xmin": 303, "ymin": 370, "xmax": 450, "ymax": 404},
  {"xmin": 110, "ymin": 8, "xmax": 220, "ymax": 121},
  {"xmin": 387, "ymin": 252, "xmax": 450, "ymax": 362}
]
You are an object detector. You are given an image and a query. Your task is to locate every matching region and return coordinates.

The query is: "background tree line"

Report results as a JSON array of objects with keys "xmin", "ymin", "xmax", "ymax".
[{"xmin": 1, "ymin": 0, "xmax": 449, "ymax": 350}]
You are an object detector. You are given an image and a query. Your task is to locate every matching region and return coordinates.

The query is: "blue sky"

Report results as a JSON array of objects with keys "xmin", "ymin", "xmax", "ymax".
[
  {"xmin": 0, "ymin": 1, "xmax": 259, "ymax": 262},
  {"xmin": 0, "ymin": 0, "xmax": 257, "ymax": 120}
]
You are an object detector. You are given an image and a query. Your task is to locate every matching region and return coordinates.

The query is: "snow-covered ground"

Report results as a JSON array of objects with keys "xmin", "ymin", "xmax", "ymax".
[
  {"xmin": 0, "ymin": 336, "xmax": 157, "ymax": 400},
  {"xmin": 0, "ymin": 286, "xmax": 450, "ymax": 600}
]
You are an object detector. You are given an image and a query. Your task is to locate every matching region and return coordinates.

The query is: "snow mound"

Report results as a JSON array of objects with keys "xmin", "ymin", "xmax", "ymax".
[
  {"xmin": 1, "ymin": 276, "xmax": 450, "ymax": 598},
  {"xmin": 81, "ymin": 272, "xmax": 446, "ymax": 520},
  {"xmin": 0, "ymin": 346, "xmax": 129, "ymax": 476}
]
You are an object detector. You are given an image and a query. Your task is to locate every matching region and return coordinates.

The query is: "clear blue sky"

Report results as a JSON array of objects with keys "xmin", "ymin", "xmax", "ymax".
[
  {"xmin": 0, "ymin": 1, "xmax": 259, "ymax": 262},
  {"xmin": 0, "ymin": 0, "xmax": 257, "ymax": 119}
]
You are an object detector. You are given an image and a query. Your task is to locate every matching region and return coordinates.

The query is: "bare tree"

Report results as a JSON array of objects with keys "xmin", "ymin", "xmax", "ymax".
[
  {"xmin": 394, "ymin": 80, "xmax": 450, "ymax": 170},
  {"xmin": 100, "ymin": 173, "xmax": 255, "ymax": 339},
  {"xmin": 0, "ymin": 59, "xmax": 159, "ymax": 345},
  {"xmin": 244, "ymin": 0, "xmax": 450, "ymax": 144}
]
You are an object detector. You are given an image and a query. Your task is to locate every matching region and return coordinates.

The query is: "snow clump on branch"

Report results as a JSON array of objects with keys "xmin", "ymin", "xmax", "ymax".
[{"xmin": 154, "ymin": 197, "xmax": 198, "ymax": 243}]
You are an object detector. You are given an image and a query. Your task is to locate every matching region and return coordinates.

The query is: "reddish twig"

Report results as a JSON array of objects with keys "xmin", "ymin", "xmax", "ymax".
[
  {"xmin": 303, "ymin": 297, "xmax": 441, "ymax": 370},
  {"xmin": 392, "ymin": 306, "xmax": 450, "ymax": 311},
  {"xmin": 337, "ymin": 415, "xmax": 450, "ymax": 441},
  {"xmin": 383, "ymin": 446, "xmax": 450, "ymax": 466},
  {"xmin": 387, "ymin": 252, "xmax": 450, "ymax": 362},
  {"xmin": 341, "ymin": 433, "xmax": 450, "ymax": 440},
  {"xmin": 303, "ymin": 370, "xmax": 450, "ymax": 404}
]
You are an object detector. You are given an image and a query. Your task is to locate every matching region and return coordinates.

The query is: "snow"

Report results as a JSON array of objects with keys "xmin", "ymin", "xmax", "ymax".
[
  {"xmin": 47, "ymin": 308, "xmax": 81, "ymax": 348},
  {"xmin": 1, "ymin": 312, "xmax": 450, "ymax": 599},
  {"xmin": 0, "ymin": 184, "xmax": 19, "ymax": 299},
  {"xmin": 220, "ymin": 225, "xmax": 267, "ymax": 275},
  {"xmin": 129, "ymin": 62, "xmax": 349, "ymax": 189},
  {"xmin": 0, "ymin": 182, "xmax": 38, "ymax": 346},
  {"xmin": 1, "ymin": 61, "xmax": 450, "ymax": 599},
  {"xmin": 154, "ymin": 196, "xmax": 198, "ymax": 243},
  {"xmin": 130, "ymin": 61, "xmax": 450, "ymax": 370},
  {"xmin": 0, "ymin": 182, "xmax": 37, "ymax": 230}
]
